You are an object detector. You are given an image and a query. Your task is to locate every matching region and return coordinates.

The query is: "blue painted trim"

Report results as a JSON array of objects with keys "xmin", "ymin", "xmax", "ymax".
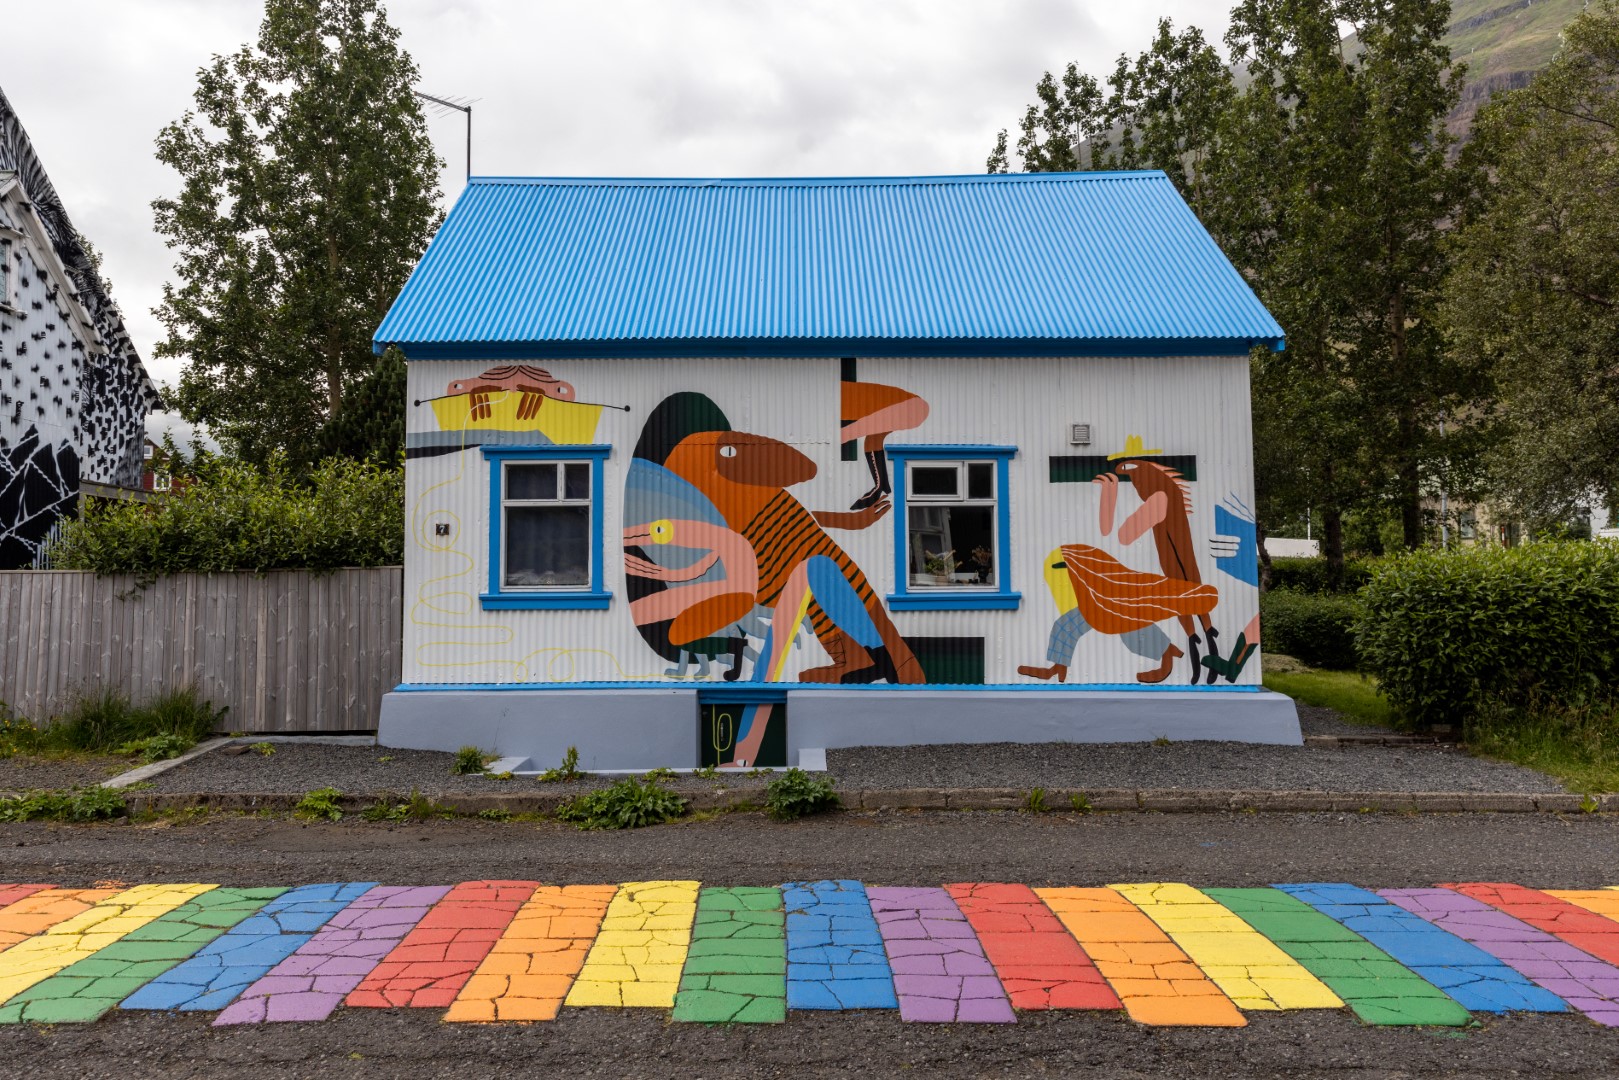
[
  {"xmin": 480, "ymin": 444, "xmax": 612, "ymax": 610},
  {"xmin": 387, "ymin": 337, "xmax": 1274, "ymax": 360},
  {"xmin": 886, "ymin": 445, "xmax": 1019, "ymax": 612},
  {"xmin": 478, "ymin": 592, "xmax": 612, "ymax": 610},
  {"xmin": 461, "ymin": 170, "xmax": 1175, "ymax": 187},
  {"xmin": 698, "ymin": 686, "xmax": 790, "ymax": 704},
  {"xmin": 886, "ymin": 593, "xmax": 1022, "ymax": 612},
  {"xmin": 391, "ymin": 681, "xmax": 1264, "ymax": 694}
]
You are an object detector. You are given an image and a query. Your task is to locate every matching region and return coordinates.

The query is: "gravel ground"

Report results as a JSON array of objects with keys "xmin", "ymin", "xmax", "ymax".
[
  {"xmin": 140, "ymin": 725, "xmax": 1564, "ymax": 798},
  {"xmin": 0, "ymin": 753, "xmax": 132, "ymax": 792},
  {"xmin": 1296, "ymin": 702, "xmax": 1394, "ymax": 737}
]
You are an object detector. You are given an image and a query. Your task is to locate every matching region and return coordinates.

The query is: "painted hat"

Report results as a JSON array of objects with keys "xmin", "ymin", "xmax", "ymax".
[{"xmin": 1106, "ymin": 434, "xmax": 1164, "ymax": 461}]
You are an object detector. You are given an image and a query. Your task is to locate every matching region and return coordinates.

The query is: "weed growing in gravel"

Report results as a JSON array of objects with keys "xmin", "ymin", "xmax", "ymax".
[
  {"xmin": 113, "ymin": 733, "xmax": 194, "ymax": 763},
  {"xmin": 1022, "ymin": 787, "xmax": 1048, "ymax": 813},
  {"xmin": 477, "ymin": 807, "xmax": 513, "ymax": 822},
  {"xmin": 362, "ymin": 790, "xmax": 454, "ymax": 823},
  {"xmin": 294, "ymin": 787, "xmax": 344, "ymax": 822},
  {"xmin": 749, "ymin": 767, "xmax": 776, "ymax": 778},
  {"xmin": 1152, "ymin": 735, "xmax": 1172, "ymax": 747},
  {"xmin": 643, "ymin": 767, "xmax": 677, "ymax": 783},
  {"xmin": 1068, "ymin": 793, "xmax": 1092, "ymax": 814},
  {"xmin": 452, "ymin": 746, "xmax": 493, "ymax": 775},
  {"xmin": 764, "ymin": 768, "xmax": 839, "ymax": 822},
  {"xmin": 694, "ymin": 764, "xmax": 720, "ymax": 780},
  {"xmin": 251, "ymin": 742, "xmax": 276, "ymax": 757},
  {"xmin": 0, "ymin": 786, "xmax": 127, "ymax": 823},
  {"xmin": 537, "ymin": 746, "xmax": 590, "ymax": 783},
  {"xmin": 555, "ymin": 775, "xmax": 687, "ymax": 830}
]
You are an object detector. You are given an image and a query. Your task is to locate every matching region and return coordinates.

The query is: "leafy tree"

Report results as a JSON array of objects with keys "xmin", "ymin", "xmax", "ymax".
[
  {"xmin": 1443, "ymin": 1, "xmax": 1619, "ymax": 528},
  {"xmin": 319, "ymin": 346, "xmax": 407, "ymax": 464},
  {"xmin": 153, "ymin": 0, "xmax": 441, "ymax": 465}
]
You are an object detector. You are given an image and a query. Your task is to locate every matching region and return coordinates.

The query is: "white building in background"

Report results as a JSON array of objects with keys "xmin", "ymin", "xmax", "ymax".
[{"xmin": 0, "ymin": 87, "xmax": 161, "ymax": 568}]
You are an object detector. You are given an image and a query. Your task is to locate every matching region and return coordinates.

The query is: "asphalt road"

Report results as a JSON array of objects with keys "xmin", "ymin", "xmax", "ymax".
[{"xmin": 2, "ymin": 810, "xmax": 1618, "ymax": 1079}]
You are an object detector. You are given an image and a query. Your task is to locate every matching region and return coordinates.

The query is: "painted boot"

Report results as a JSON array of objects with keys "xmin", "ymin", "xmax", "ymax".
[
  {"xmin": 1200, "ymin": 626, "xmax": 1221, "ymax": 685},
  {"xmin": 722, "ymin": 636, "xmax": 747, "ymax": 682},
  {"xmin": 1017, "ymin": 663, "xmax": 1068, "ymax": 682},
  {"xmin": 850, "ymin": 449, "xmax": 891, "ymax": 510},
  {"xmin": 1136, "ymin": 643, "xmax": 1185, "ymax": 684}
]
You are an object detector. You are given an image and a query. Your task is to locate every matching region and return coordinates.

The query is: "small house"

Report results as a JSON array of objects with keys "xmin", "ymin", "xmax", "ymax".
[
  {"xmin": 373, "ymin": 172, "xmax": 1297, "ymax": 770},
  {"xmin": 0, "ymin": 89, "xmax": 161, "ymax": 568}
]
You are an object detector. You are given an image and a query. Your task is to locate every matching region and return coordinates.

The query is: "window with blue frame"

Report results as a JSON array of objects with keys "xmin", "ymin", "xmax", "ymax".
[
  {"xmin": 481, "ymin": 445, "xmax": 611, "ymax": 610},
  {"xmin": 886, "ymin": 445, "xmax": 1020, "ymax": 611}
]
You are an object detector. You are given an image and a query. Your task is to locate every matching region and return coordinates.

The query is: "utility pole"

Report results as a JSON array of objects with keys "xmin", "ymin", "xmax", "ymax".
[{"xmin": 414, "ymin": 91, "xmax": 473, "ymax": 184}]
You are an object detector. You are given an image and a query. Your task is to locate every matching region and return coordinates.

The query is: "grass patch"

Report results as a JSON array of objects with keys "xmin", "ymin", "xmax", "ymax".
[
  {"xmin": 361, "ymin": 790, "xmax": 455, "ymax": 823},
  {"xmin": 1465, "ymin": 701, "xmax": 1619, "ymax": 795},
  {"xmin": 536, "ymin": 746, "xmax": 591, "ymax": 783},
  {"xmin": 0, "ymin": 786, "xmax": 127, "ymax": 823},
  {"xmin": 0, "ymin": 687, "xmax": 224, "ymax": 759},
  {"xmin": 452, "ymin": 746, "xmax": 493, "ymax": 776},
  {"xmin": 293, "ymin": 787, "xmax": 344, "ymax": 822},
  {"xmin": 1264, "ymin": 668, "xmax": 1396, "ymax": 729},
  {"xmin": 555, "ymin": 775, "xmax": 687, "ymax": 830},
  {"xmin": 764, "ymin": 768, "xmax": 840, "ymax": 821}
]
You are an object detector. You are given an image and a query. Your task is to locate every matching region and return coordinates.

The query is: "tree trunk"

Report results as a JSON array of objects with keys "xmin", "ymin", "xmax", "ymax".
[
  {"xmin": 1399, "ymin": 411, "xmax": 1423, "ymax": 550},
  {"xmin": 1256, "ymin": 520, "xmax": 1273, "ymax": 591}
]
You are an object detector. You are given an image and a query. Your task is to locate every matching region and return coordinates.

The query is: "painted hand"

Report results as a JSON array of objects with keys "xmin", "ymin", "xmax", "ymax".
[{"xmin": 1093, "ymin": 472, "xmax": 1119, "ymax": 536}]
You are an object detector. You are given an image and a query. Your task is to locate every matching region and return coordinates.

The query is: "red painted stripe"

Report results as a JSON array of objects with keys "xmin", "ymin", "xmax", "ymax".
[
  {"xmin": 1443, "ymin": 882, "xmax": 1619, "ymax": 967},
  {"xmin": 944, "ymin": 883, "xmax": 1121, "ymax": 1010},
  {"xmin": 0, "ymin": 885, "xmax": 56, "ymax": 910},
  {"xmin": 345, "ymin": 881, "xmax": 539, "ymax": 1008}
]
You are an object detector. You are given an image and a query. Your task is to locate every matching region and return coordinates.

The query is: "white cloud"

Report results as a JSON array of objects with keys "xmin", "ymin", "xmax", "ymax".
[{"xmin": 2, "ymin": 0, "xmax": 1233, "ymax": 391}]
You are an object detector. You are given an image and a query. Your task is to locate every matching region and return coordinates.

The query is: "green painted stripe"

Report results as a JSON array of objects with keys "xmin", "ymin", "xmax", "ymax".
[
  {"xmin": 672, "ymin": 886, "xmax": 787, "ymax": 1024},
  {"xmin": 0, "ymin": 887, "xmax": 286, "ymax": 1024},
  {"xmin": 1204, "ymin": 888, "xmax": 1471, "ymax": 1027}
]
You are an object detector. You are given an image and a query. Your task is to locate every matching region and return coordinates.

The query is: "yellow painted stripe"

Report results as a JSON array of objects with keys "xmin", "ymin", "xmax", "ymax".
[
  {"xmin": 445, "ymin": 884, "xmax": 618, "ymax": 1022},
  {"xmin": 1036, "ymin": 886, "xmax": 1246, "ymax": 1026},
  {"xmin": 0, "ymin": 889, "xmax": 122, "ymax": 954},
  {"xmin": 1546, "ymin": 890, "xmax": 1619, "ymax": 921},
  {"xmin": 1109, "ymin": 883, "xmax": 1342, "ymax": 1011},
  {"xmin": 0, "ymin": 884, "xmax": 216, "ymax": 1005},
  {"xmin": 565, "ymin": 880, "xmax": 700, "ymax": 1009}
]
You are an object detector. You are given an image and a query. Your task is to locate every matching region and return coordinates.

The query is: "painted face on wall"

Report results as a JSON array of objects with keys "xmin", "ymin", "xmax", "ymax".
[
  {"xmin": 669, "ymin": 431, "xmax": 818, "ymax": 490},
  {"xmin": 445, "ymin": 365, "xmax": 577, "ymax": 401}
]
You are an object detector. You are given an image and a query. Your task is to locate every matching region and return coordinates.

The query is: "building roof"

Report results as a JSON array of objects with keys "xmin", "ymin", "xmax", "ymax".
[{"xmin": 374, "ymin": 172, "xmax": 1284, "ymax": 360}]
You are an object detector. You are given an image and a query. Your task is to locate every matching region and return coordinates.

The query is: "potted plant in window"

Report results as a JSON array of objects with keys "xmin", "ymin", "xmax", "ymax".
[
  {"xmin": 923, "ymin": 549, "xmax": 958, "ymax": 586},
  {"xmin": 971, "ymin": 545, "xmax": 993, "ymax": 585}
]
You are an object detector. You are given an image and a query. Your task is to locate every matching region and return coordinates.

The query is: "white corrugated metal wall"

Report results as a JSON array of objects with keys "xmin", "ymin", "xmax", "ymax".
[{"xmin": 402, "ymin": 355, "xmax": 1260, "ymax": 688}]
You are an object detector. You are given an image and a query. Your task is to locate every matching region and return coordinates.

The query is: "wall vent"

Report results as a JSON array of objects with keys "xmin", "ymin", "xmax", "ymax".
[{"xmin": 1069, "ymin": 423, "xmax": 1092, "ymax": 446}]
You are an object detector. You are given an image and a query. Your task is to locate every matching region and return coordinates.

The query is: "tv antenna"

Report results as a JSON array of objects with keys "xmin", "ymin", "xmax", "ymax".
[{"xmin": 414, "ymin": 91, "xmax": 476, "ymax": 184}]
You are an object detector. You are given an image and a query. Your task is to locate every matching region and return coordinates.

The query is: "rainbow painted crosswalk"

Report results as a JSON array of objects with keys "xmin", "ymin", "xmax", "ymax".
[{"xmin": 0, "ymin": 879, "xmax": 1618, "ymax": 1027}]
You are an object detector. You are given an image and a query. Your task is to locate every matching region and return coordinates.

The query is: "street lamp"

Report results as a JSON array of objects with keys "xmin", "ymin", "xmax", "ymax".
[{"xmin": 414, "ymin": 91, "xmax": 473, "ymax": 184}]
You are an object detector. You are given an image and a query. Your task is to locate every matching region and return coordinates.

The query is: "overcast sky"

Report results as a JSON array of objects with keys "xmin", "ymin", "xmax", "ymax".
[{"xmin": 1, "ymin": 0, "xmax": 1233, "ymax": 422}]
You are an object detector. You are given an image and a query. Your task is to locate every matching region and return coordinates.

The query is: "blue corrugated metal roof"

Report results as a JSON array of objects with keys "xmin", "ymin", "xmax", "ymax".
[{"xmin": 374, "ymin": 172, "xmax": 1283, "ymax": 359}]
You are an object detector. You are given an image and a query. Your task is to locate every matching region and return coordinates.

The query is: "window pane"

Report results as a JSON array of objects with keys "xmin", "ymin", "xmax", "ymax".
[
  {"xmin": 907, "ymin": 504, "xmax": 994, "ymax": 587},
  {"xmin": 967, "ymin": 462, "xmax": 994, "ymax": 500},
  {"xmin": 505, "ymin": 505, "xmax": 590, "ymax": 586},
  {"xmin": 507, "ymin": 463, "xmax": 556, "ymax": 501},
  {"xmin": 563, "ymin": 461, "xmax": 591, "ymax": 500},
  {"xmin": 910, "ymin": 465, "xmax": 959, "ymax": 498}
]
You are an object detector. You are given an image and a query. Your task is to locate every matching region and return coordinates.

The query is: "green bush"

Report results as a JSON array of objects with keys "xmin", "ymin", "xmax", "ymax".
[
  {"xmin": 555, "ymin": 776, "xmax": 687, "ymax": 830},
  {"xmin": 764, "ymin": 768, "xmax": 840, "ymax": 821},
  {"xmin": 294, "ymin": 787, "xmax": 345, "ymax": 821},
  {"xmin": 536, "ymin": 746, "xmax": 590, "ymax": 782},
  {"xmin": 1357, "ymin": 542, "xmax": 1619, "ymax": 730},
  {"xmin": 47, "ymin": 452, "xmax": 403, "ymax": 579},
  {"xmin": 0, "ymin": 786, "xmax": 127, "ymax": 823},
  {"xmin": 1267, "ymin": 557, "xmax": 1377, "ymax": 593},
  {"xmin": 1260, "ymin": 589, "xmax": 1363, "ymax": 670},
  {"xmin": 452, "ymin": 746, "xmax": 492, "ymax": 776},
  {"xmin": 0, "ymin": 686, "xmax": 225, "ymax": 757}
]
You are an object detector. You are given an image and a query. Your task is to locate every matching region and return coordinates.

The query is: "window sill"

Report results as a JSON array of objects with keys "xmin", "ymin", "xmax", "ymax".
[
  {"xmin": 886, "ymin": 592, "xmax": 1021, "ymax": 612},
  {"xmin": 479, "ymin": 591, "xmax": 613, "ymax": 611}
]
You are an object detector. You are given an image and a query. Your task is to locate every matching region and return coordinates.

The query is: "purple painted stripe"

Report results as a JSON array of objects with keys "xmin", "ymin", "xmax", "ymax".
[
  {"xmin": 213, "ymin": 885, "xmax": 453, "ymax": 1025},
  {"xmin": 866, "ymin": 886, "xmax": 1014, "ymax": 1023},
  {"xmin": 1380, "ymin": 888, "xmax": 1619, "ymax": 1026}
]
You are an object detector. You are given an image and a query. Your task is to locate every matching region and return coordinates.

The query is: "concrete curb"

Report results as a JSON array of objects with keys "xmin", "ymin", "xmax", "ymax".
[
  {"xmin": 99, "ymin": 739, "xmax": 233, "ymax": 790},
  {"xmin": 117, "ymin": 787, "xmax": 1614, "ymax": 817}
]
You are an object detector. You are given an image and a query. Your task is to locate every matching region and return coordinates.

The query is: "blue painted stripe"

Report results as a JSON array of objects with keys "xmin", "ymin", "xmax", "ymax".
[
  {"xmin": 1278, "ymin": 883, "xmax": 1568, "ymax": 1014},
  {"xmin": 390, "ymin": 682, "xmax": 1263, "ymax": 694},
  {"xmin": 120, "ymin": 882, "xmax": 378, "ymax": 1013},
  {"xmin": 784, "ymin": 880, "xmax": 898, "ymax": 1011}
]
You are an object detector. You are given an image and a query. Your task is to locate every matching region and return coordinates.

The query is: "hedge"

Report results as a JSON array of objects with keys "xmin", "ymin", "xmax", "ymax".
[
  {"xmin": 1356, "ymin": 541, "xmax": 1619, "ymax": 729},
  {"xmin": 1259, "ymin": 589, "xmax": 1362, "ymax": 670},
  {"xmin": 1266, "ymin": 556, "xmax": 1377, "ymax": 593}
]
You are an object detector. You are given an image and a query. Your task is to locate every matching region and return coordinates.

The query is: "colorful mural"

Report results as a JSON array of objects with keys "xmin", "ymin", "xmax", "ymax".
[
  {"xmin": 1023, "ymin": 437, "xmax": 1228, "ymax": 685},
  {"xmin": 839, "ymin": 361, "xmax": 929, "ymax": 510},
  {"xmin": 407, "ymin": 364, "xmax": 622, "ymax": 459},
  {"xmin": 624, "ymin": 392, "xmax": 925, "ymax": 700}
]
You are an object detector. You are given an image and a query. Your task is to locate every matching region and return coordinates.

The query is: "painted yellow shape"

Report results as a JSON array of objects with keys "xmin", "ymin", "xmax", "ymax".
[
  {"xmin": 564, "ymin": 880, "xmax": 699, "ymax": 1008},
  {"xmin": 429, "ymin": 393, "xmax": 602, "ymax": 445},
  {"xmin": 1547, "ymin": 890, "xmax": 1619, "ymax": 921},
  {"xmin": 1036, "ymin": 887, "xmax": 1246, "ymax": 1027},
  {"xmin": 0, "ymin": 883, "xmax": 215, "ymax": 1004},
  {"xmin": 0, "ymin": 889, "xmax": 122, "ymax": 953},
  {"xmin": 445, "ymin": 884, "xmax": 618, "ymax": 1023},
  {"xmin": 1109, "ymin": 883, "xmax": 1341, "ymax": 1012}
]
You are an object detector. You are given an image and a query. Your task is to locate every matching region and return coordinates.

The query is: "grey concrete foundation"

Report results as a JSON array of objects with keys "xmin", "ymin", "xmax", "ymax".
[{"xmin": 377, "ymin": 687, "xmax": 1302, "ymax": 769}]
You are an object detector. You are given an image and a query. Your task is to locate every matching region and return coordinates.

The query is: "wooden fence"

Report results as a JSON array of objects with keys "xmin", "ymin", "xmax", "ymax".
[{"xmin": 0, "ymin": 568, "xmax": 401, "ymax": 732}]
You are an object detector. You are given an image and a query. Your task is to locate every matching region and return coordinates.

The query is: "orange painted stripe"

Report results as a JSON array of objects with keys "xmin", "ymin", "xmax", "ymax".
[
  {"xmin": 444, "ymin": 885, "xmax": 618, "ymax": 1022},
  {"xmin": 1445, "ymin": 883, "xmax": 1619, "ymax": 967},
  {"xmin": 945, "ymin": 883, "xmax": 1120, "ymax": 1010},
  {"xmin": 1035, "ymin": 887, "xmax": 1245, "ymax": 1027},
  {"xmin": 0, "ymin": 889, "xmax": 122, "ymax": 953},
  {"xmin": 0, "ymin": 886, "xmax": 55, "ymax": 911}
]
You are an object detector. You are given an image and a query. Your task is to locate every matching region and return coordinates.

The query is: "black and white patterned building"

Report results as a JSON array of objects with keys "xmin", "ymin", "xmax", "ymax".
[{"xmin": 0, "ymin": 87, "xmax": 161, "ymax": 568}]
